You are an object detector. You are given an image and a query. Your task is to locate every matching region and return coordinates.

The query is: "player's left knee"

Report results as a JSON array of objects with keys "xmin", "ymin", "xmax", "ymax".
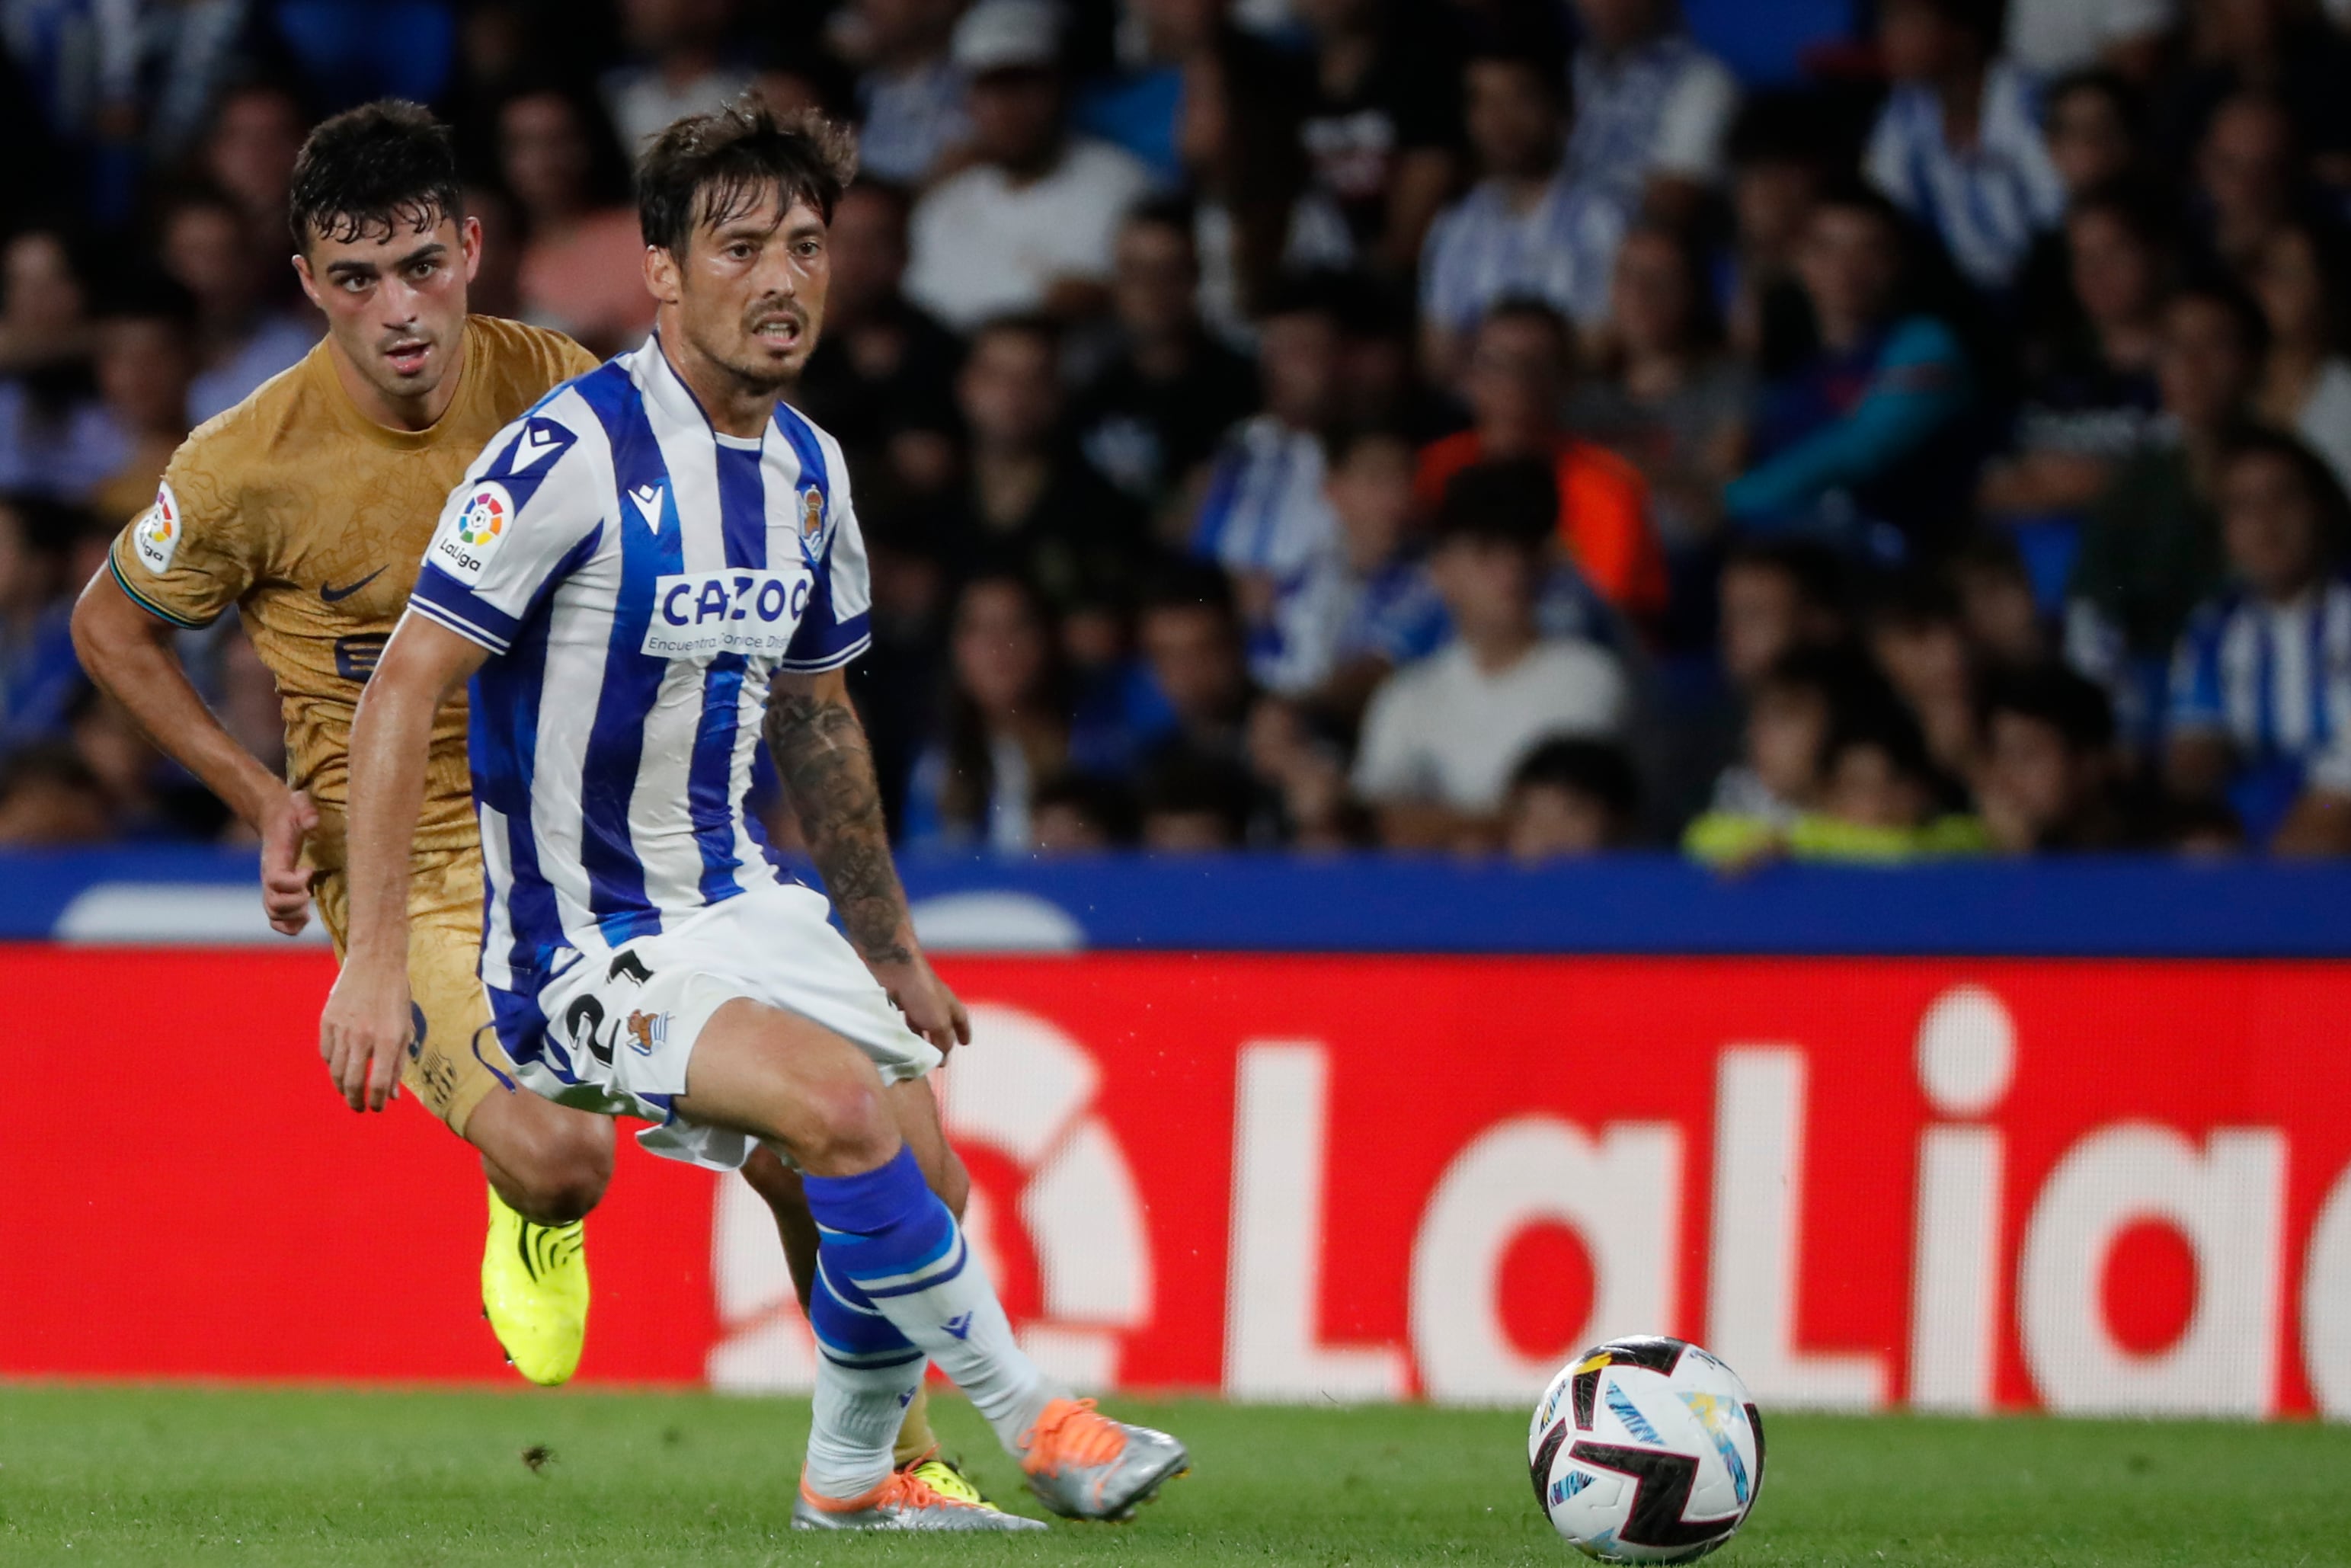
[{"xmin": 506, "ymin": 1109, "xmax": 614, "ymax": 1224}]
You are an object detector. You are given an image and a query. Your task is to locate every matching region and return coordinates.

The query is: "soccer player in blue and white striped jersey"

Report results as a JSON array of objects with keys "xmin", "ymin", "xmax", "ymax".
[
  {"xmin": 322, "ymin": 98, "xmax": 1186, "ymax": 1533},
  {"xmin": 2167, "ymin": 429, "xmax": 2351, "ymax": 845}
]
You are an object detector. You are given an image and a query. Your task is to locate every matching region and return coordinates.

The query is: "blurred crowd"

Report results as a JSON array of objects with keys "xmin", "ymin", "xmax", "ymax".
[{"xmin": 5, "ymin": 0, "xmax": 2351, "ymax": 863}]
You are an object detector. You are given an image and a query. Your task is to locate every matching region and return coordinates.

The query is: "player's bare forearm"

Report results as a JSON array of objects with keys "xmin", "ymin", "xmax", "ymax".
[
  {"xmin": 342, "ymin": 616, "xmax": 487, "ymax": 965},
  {"xmin": 69, "ymin": 569, "xmax": 286, "ymax": 829},
  {"xmin": 764, "ymin": 668, "xmax": 915, "ymax": 967}
]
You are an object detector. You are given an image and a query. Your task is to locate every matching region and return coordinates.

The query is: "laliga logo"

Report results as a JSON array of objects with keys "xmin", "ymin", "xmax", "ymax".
[
  {"xmin": 708, "ymin": 1003, "xmax": 1153, "ymax": 1391},
  {"xmin": 133, "ymin": 482, "xmax": 184, "ymax": 573},
  {"xmin": 456, "ymin": 486, "xmax": 507, "ymax": 546}
]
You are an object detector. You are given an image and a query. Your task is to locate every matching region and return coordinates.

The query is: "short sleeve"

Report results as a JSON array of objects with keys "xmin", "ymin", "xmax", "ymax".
[
  {"xmin": 405, "ymin": 402, "xmax": 606, "ymax": 655},
  {"xmin": 779, "ymin": 440, "xmax": 873, "ymax": 673},
  {"xmin": 1350, "ymin": 670, "xmax": 1430, "ymax": 803},
  {"xmin": 105, "ymin": 442, "xmax": 254, "ymax": 629}
]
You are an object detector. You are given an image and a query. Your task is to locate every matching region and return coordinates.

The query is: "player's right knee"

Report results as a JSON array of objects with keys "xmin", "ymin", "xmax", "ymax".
[
  {"xmin": 475, "ymin": 1096, "xmax": 614, "ymax": 1223},
  {"xmin": 788, "ymin": 1074, "xmax": 898, "ymax": 1176}
]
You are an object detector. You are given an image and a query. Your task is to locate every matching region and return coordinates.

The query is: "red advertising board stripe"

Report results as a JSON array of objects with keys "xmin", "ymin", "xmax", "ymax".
[{"xmin": 6, "ymin": 948, "xmax": 2349, "ymax": 1419}]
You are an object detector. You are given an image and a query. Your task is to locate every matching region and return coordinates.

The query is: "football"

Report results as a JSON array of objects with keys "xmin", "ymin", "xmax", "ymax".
[{"xmin": 1527, "ymin": 1336, "xmax": 1765, "ymax": 1563}]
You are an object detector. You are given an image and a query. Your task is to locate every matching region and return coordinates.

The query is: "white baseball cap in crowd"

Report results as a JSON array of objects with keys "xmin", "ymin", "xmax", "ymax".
[{"xmin": 951, "ymin": 0, "xmax": 1063, "ymax": 74}]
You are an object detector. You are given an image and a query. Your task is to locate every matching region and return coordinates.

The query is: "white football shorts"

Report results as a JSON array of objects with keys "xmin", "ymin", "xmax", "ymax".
[{"xmin": 501, "ymin": 881, "xmax": 942, "ymax": 1170}]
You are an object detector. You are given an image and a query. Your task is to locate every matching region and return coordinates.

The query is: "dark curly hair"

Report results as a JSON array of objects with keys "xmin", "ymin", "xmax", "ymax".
[
  {"xmin": 637, "ymin": 95, "xmax": 858, "ymax": 257},
  {"xmin": 287, "ymin": 100, "xmax": 461, "ymax": 250}
]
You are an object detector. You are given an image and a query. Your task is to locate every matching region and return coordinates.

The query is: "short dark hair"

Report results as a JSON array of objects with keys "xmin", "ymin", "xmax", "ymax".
[
  {"xmin": 288, "ymin": 100, "xmax": 461, "ymax": 249},
  {"xmin": 1033, "ymin": 769, "xmax": 1141, "ymax": 846},
  {"xmin": 1138, "ymin": 744, "xmax": 1254, "ymax": 841},
  {"xmin": 1478, "ymin": 296, "xmax": 1575, "ymax": 363},
  {"xmin": 92, "ymin": 270, "xmax": 200, "ymax": 331},
  {"xmin": 1882, "ymin": 0, "xmax": 2003, "ymax": 50},
  {"xmin": 1435, "ymin": 458, "xmax": 1557, "ymax": 552},
  {"xmin": 967, "ymin": 311, "xmax": 1060, "ymax": 360},
  {"xmin": 1724, "ymin": 538, "xmax": 1850, "ymax": 618},
  {"xmin": 638, "ymin": 96, "xmax": 858, "ymax": 255},
  {"xmin": 2171, "ymin": 271, "xmax": 2272, "ymax": 363},
  {"xmin": 1980, "ymin": 664, "xmax": 2116, "ymax": 754},
  {"xmin": 2221, "ymin": 425, "xmax": 2351, "ymax": 554},
  {"xmin": 1140, "ymin": 559, "xmax": 1238, "ymax": 622},
  {"xmin": 1510, "ymin": 737, "xmax": 1639, "ymax": 821}
]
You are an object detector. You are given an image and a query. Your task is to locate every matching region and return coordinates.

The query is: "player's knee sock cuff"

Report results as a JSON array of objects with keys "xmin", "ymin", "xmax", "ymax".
[
  {"xmin": 803, "ymin": 1145, "xmax": 931, "ymax": 1235},
  {"xmin": 807, "ymin": 1148, "xmax": 961, "ymax": 1294}
]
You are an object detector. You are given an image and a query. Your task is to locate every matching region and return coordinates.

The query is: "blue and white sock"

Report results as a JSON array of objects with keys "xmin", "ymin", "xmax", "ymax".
[
  {"xmin": 804, "ymin": 1146, "xmax": 1054, "ymax": 1453},
  {"xmin": 801, "ymin": 1256, "xmax": 926, "ymax": 1501}
]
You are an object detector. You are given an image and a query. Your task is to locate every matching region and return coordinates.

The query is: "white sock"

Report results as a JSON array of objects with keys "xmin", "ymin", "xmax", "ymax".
[{"xmin": 801, "ymin": 1355, "xmax": 924, "ymax": 1501}]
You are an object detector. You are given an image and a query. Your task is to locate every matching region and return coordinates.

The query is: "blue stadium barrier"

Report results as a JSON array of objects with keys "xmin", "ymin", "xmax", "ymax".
[{"xmin": 4, "ymin": 847, "xmax": 2349, "ymax": 956}]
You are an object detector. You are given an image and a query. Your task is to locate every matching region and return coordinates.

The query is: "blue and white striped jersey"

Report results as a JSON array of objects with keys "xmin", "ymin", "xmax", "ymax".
[
  {"xmin": 1863, "ymin": 59, "xmax": 2065, "ymax": 292},
  {"xmin": 406, "ymin": 337, "xmax": 872, "ymax": 991},
  {"xmin": 2168, "ymin": 578, "xmax": 2351, "ymax": 770}
]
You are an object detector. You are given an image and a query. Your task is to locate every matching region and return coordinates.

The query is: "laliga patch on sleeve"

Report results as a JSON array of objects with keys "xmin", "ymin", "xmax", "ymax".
[
  {"xmin": 434, "ymin": 481, "xmax": 513, "ymax": 582},
  {"xmin": 132, "ymin": 482, "xmax": 183, "ymax": 574}
]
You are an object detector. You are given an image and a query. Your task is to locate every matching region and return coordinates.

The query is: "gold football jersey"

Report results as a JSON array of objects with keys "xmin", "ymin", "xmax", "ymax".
[{"xmin": 109, "ymin": 315, "xmax": 600, "ymax": 866}]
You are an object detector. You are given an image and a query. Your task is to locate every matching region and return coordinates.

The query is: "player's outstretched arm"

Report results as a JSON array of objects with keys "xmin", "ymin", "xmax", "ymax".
[
  {"xmin": 320, "ymin": 613, "xmax": 489, "ymax": 1112},
  {"xmin": 766, "ymin": 666, "xmax": 971, "ymax": 1055},
  {"xmin": 69, "ymin": 571, "xmax": 319, "ymax": 933}
]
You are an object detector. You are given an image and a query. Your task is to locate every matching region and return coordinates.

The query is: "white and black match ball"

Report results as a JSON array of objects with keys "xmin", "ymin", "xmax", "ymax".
[{"xmin": 1527, "ymin": 1336, "xmax": 1765, "ymax": 1563}]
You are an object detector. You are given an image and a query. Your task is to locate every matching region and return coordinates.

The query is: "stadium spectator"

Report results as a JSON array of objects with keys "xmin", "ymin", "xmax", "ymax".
[
  {"xmin": 1192, "ymin": 278, "xmax": 1347, "ymax": 692},
  {"xmin": 158, "ymin": 184, "xmax": 316, "ymax": 427},
  {"xmin": 1684, "ymin": 645, "xmax": 1854, "ymax": 857},
  {"xmin": 840, "ymin": 0, "xmax": 971, "ymax": 185},
  {"xmin": 1419, "ymin": 39, "xmax": 1623, "ymax": 381},
  {"xmin": 788, "ymin": 179, "xmax": 961, "ymax": 510},
  {"xmin": 2188, "ymin": 91, "xmax": 2299, "ymax": 274},
  {"xmin": 0, "ymin": 495, "xmax": 78, "ymax": 750},
  {"xmin": 1569, "ymin": 224, "xmax": 1751, "ymax": 590},
  {"xmin": 2166, "ymin": 428, "xmax": 2351, "ymax": 845},
  {"xmin": 1352, "ymin": 459, "xmax": 1631, "ymax": 849},
  {"xmin": 1273, "ymin": 424, "xmax": 1441, "ymax": 716},
  {"xmin": 199, "ymin": 82, "xmax": 307, "ymax": 238},
  {"xmin": 1719, "ymin": 92, "xmax": 1834, "ymax": 366},
  {"xmin": 1415, "ymin": 302, "xmax": 1666, "ymax": 621},
  {"xmin": 2041, "ymin": 69, "xmax": 2148, "ymax": 197},
  {"xmin": 599, "ymin": 0, "xmax": 754, "ymax": 152},
  {"xmin": 1561, "ymin": 0, "xmax": 1740, "ymax": 227},
  {"xmin": 1864, "ymin": 0, "xmax": 2066, "ymax": 293},
  {"xmin": 903, "ymin": 574, "xmax": 1070, "ymax": 854},
  {"xmin": 1134, "ymin": 565, "xmax": 1255, "ymax": 765},
  {"xmin": 460, "ymin": 182, "xmax": 526, "ymax": 322},
  {"xmin": 1137, "ymin": 741, "xmax": 1256, "ymax": 850},
  {"xmin": 497, "ymin": 82, "xmax": 656, "ymax": 357},
  {"xmin": 1866, "ymin": 575, "xmax": 1980, "ymax": 779},
  {"xmin": 1292, "ymin": 0, "xmax": 1463, "ymax": 273},
  {"xmin": 1176, "ymin": 26, "xmax": 1350, "ymax": 348},
  {"xmin": 1030, "ymin": 768, "xmax": 1140, "ymax": 853},
  {"xmin": 1073, "ymin": 0, "xmax": 1222, "ymax": 185},
  {"xmin": 2067, "ymin": 279, "xmax": 2264, "ymax": 725},
  {"xmin": 1975, "ymin": 662, "xmax": 2138, "ymax": 851},
  {"xmin": 1719, "ymin": 538, "xmax": 1852, "ymax": 690},
  {"xmin": 1502, "ymin": 736, "xmax": 1644, "ymax": 861},
  {"xmin": 940, "ymin": 315, "xmax": 1151, "ymax": 622},
  {"xmin": 0, "ymin": 743, "xmax": 109, "ymax": 845},
  {"xmin": 2244, "ymin": 218, "xmax": 2351, "ymax": 494},
  {"xmin": 1982, "ymin": 187, "xmax": 2168, "ymax": 526},
  {"xmin": 1951, "ymin": 531, "xmax": 2052, "ymax": 667},
  {"xmin": 1724, "ymin": 186, "xmax": 1975, "ymax": 553},
  {"xmin": 1689, "ymin": 657, "xmax": 1985, "ymax": 864},
  {"xmin": 2004, "ymin": 0, "xmax": 2174, "ymax": 81},
  {"xmin": 0, "ymin": 229, "xmax": 113, "ymax": 504},
  {"xmin": 85, "ymin": 279, "xmax": 199, "ymax": 525},
  {"xmin": 903, "ymin": 0, "xmax": 1153, "ymax": 330},
  {"xmin": 2155, "ymin": 0, "xmax": 2351, "ymax": 178},
  {"xmin": 1075, "ymin": 202, "xmax": 1259, "ymax": 522},
  {"xmin": 1243, "ymin": 694, "xmax": 1360, "ymax": 848}
]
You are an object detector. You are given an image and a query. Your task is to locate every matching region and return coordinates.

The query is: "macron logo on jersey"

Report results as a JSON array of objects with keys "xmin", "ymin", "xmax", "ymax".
[
  {"xmin": 629, "ymin": 483, "xmax": 665, "ymax": 533},
  {"xmin": 499, "ymin": 415, "xmax": 578, "ymax": 476},
  {"xmin": 641, "ymin": 568, "xmax": 815, "ymax": 660}
]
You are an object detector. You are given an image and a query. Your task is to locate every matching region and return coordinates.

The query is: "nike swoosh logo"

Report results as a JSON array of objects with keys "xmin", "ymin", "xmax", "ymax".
[{"xmin": 320, "ymin": 568, "xmax": 388, "ymax": 603}]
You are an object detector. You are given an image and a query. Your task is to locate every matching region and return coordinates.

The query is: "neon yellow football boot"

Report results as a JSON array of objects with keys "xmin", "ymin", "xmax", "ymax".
[
  {"xmin": 481, "ymin": 1185, "xmax": 588, "ymax": 1386},
  {"xmin": 906, "ymin": 1453, "xmax": 1000, "ymax": 1512}
]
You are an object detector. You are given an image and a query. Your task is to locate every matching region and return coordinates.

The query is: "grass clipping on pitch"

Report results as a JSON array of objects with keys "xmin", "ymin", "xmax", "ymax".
[{"xmin": 2, "ymin": 1386, "xmax": 2347, "ymax": 1565}]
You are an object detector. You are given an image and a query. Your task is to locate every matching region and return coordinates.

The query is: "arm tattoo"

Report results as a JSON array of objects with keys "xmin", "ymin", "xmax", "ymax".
[{"xmin": 765, "ymin": 689, "xmax": 914, "ymax": 965}]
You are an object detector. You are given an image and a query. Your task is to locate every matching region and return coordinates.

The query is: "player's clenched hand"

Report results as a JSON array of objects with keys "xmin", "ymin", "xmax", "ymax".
[
  {"xmin": 258, "ymin": 788, "xmax": 318, "ymax": 936},
  {"xmin": 319, "ymin": 958, "xmax": 412, "ymax": 1112},
  {"xmin": 872, "ymin": 952, "xmax": 971, "ymax": 1057}
]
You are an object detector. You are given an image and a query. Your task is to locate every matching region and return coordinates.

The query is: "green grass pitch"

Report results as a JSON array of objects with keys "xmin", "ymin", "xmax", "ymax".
[{"xmin": 2, "ymin": 1385, "xmax": 2347, "ymax": 1566}]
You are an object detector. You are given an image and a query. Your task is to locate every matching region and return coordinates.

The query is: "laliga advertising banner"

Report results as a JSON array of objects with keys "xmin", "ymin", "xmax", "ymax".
[{"xmin": 6, "ymin": 947, "xmax": 2351, "ymax": 1419}]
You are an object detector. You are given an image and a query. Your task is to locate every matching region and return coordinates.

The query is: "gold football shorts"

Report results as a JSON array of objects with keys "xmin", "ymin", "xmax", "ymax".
[{"xmin": 312, "ymin": 846, "xmax": 520, "ymax": 1138}]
